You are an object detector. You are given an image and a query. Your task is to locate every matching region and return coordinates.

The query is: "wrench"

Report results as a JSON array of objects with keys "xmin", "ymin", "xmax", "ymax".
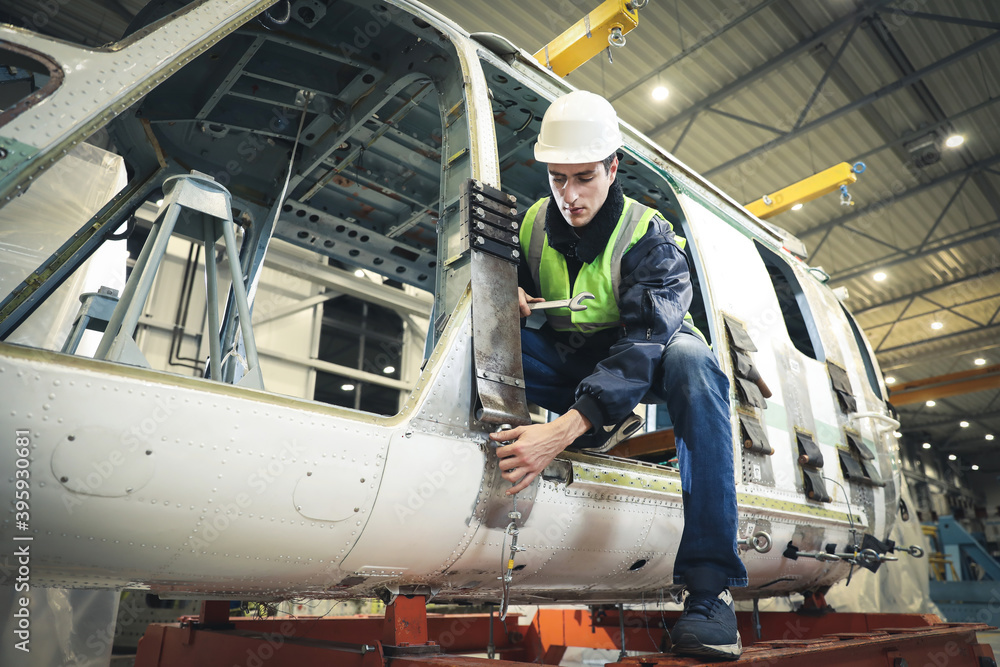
[{"xmin": 528, "ymin": 292, "xmax": 595, "ymax": 312}]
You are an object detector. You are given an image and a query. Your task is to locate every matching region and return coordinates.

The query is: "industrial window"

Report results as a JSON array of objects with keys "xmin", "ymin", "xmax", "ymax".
[
  {"xmin": 754, "ymin": 241, "xmax": 823, "ymax": 361},
  {"xmin": 841, "ymin": 305, "xmax": 883, "ymax": 400},
  {"xmin": 314, "ymin": 295, "xmax": 404, "ymax": 416}
]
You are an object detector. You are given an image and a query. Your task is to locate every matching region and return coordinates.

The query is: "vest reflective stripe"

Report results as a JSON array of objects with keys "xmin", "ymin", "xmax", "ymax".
[
  {"xmin": 520, "ymin": 197, "xmax": 662, "ymax": 332},
  {"xmin": 521, "ymin": 198, "xmax": 548, "ymax": 299}
]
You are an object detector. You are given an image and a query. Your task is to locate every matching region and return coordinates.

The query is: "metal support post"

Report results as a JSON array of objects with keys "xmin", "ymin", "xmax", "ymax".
[
  {"xmin": 202, "ymin": 218, "xmax": 223, "ymax": 382},
  {"xmin": 617, "ymin": 603, "xmax": 627, "ymax": 661},
  {"xmin": 93, "ymin": 171, "xmax": 263, "ymax": 388},
  {"xmin": 60, "ymin": 287, "xmax": 120, "ymax": 355}
]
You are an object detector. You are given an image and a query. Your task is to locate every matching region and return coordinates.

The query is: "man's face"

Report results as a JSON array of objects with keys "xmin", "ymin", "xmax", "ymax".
[{"xmin": 547, "ymin": 158, "xmax": 618, "ymax": 228}]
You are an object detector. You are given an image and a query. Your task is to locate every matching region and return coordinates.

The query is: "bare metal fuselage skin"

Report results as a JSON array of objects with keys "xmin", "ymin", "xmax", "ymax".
[{"xmin": 0, "ymin": 0, "xmax": 899, "ymax": 603}]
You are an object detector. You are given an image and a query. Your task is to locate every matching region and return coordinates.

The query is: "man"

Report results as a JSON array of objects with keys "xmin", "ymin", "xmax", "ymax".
[{"xmin": 489, "ymin": 90, "xmax": 748, "ymax": 661}]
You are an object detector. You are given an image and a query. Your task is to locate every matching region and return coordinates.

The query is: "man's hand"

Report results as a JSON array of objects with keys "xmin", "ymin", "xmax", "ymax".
[
  {"xmin": 489, "ymin": 410, "xmax": 592, "ymax": 495},
  {"xmin": 518, "ymin": 287, "xmax": 544, "ymax": 318}
]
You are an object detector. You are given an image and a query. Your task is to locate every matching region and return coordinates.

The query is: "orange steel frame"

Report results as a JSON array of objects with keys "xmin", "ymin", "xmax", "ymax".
[{"xmin": 134, "ymin": 596, "xmax": 997, "ymax": 667}]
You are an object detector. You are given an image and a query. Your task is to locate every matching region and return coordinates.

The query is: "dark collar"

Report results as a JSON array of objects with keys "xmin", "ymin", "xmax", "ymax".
[{"xmin": 545, "ymin": 179, "xmax": 625, "ymax": 263}]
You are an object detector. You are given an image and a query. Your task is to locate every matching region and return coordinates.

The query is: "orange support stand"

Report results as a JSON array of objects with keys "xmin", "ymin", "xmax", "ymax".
[
  {"xmin": 383, "ymin": 594, "xmax": 430, "ymax": 647},
  {"xmin": 135, "ymin": 598, "xmax": 996, "ymax": 667}
]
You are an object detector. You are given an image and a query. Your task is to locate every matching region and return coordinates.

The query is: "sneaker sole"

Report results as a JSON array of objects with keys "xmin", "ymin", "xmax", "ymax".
[
  {"xmin": 577, "ymin": 415, "xmax": 644, "ymax": 454},
  {"xmin": 672, "ymin": 633, "xmax": 742, "ymax": 661}
]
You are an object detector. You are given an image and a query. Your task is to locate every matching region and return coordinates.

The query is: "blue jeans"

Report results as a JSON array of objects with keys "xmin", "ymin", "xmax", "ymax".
[{"xmin": 521, "ymin": 324, "xmax": 749, "ymax": 589}]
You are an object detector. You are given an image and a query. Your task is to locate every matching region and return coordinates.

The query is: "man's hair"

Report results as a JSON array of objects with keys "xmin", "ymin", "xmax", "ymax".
[{"xmin": 601, "ymin": 152, "xmax": 618, "ymax": 174}]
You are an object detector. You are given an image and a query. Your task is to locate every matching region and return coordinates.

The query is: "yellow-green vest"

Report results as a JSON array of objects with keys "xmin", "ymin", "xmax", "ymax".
[{"xmin": 520, "ymin": 196, "xmax": 690, "ymax": 334}]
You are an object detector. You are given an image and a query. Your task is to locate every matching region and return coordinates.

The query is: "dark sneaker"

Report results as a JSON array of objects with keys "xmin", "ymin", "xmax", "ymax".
[
  {"xmin": 671, "ymin": 588, "xmax": 742, "ymax": 661},
  {"xmin": 571, "ymin": 413, "xmax": 644, "ymax": 454}
]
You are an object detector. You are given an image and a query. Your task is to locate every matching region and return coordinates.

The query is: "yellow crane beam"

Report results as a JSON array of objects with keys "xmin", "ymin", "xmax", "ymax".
[
  {"xmin": 889, "ymin": 363, "xmax": 1000, "ymax": 406},
  {"xmin": 533, "ymin": 0, "xmax": 642, "ymax": 78},
  {"xmin": 745, "ymin": 162, "xmax": 865, "ymax": 220}
]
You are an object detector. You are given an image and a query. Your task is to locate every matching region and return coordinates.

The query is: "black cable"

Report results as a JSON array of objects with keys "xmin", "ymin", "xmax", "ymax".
[
  {"xmin": 262, "ymin": 0, "xmax": 291, "ymax": 26},
  {"xmin": 106, "ymin": 214, "xmax": 136, "ymax": 242},
  {"xmin": 640, "ymin": 592, "xmax": 658, "ymax": 653}
]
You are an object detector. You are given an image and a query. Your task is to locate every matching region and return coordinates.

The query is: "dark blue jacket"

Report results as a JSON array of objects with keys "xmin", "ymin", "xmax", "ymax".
[{"xmin": 517, "ymin": 180, "xmax": 694, "ymax": 431}]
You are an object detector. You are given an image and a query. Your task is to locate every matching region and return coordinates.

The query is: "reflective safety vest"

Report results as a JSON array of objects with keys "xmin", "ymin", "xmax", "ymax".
[{"xmin": 520, "ymin": 196, "xmax": 692, "ymax": 334}]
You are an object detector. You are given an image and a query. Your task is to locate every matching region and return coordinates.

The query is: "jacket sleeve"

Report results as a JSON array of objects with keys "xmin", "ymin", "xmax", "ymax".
[{"xmin": 569, "ymin": 217, "xmax": 694, "ymax": 430}]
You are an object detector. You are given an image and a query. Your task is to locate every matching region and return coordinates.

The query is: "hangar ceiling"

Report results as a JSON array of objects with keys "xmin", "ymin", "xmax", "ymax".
[{"xmin": 1, "ymin": 0, "xmax": 998, "ymax": 477}]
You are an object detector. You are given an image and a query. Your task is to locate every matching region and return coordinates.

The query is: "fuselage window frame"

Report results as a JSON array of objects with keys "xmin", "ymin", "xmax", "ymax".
[
  {"xmin": 841, "ymin": 304, "xmax": 884, "ymax": 400},
  {"xmin": 754, "ymin": 240, "xmax": 825, "ymax": 362}
]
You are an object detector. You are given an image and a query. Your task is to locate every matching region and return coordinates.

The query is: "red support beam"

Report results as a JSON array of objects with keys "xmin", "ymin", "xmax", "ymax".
[
  {"xmin": 197, "ymin": 600, "xmax": 231, "ymax": 626},
  {"xmin": 134, "ymin": 604, "xmax": 995, "ymax": 667}
]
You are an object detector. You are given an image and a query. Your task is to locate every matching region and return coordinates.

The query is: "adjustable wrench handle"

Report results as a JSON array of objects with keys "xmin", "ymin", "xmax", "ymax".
[{"xmin": 527, "ymin": 291, "xmax": 595, "ymax": 312}]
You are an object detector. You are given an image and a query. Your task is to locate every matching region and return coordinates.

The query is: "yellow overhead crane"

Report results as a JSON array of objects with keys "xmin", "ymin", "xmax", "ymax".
[
  {"xmin": 745, "ymin": 161, "xmax": 866, "ymax": 219},
  {"xmin": 533, "ymin": 0, "xmax": 648, "ymax": 77}
]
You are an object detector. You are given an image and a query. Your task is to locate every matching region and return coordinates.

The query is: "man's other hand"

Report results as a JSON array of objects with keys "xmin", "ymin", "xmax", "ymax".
[
  {"xmin": 518, "ymin": 287, "xmax": 544, "ymax": 318},
  {"xmin": 489, "ymin": 410, "xmax": 592, "ymax": 495}
]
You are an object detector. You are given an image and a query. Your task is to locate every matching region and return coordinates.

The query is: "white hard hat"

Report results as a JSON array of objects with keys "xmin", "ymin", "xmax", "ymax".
[{"xmin": 533, "ymin": 90, "xmax": 624, "ymax": 164}]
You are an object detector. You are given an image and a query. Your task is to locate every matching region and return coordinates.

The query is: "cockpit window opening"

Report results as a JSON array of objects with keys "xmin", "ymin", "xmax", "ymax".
[
  {"xmin": 754, "ymin": 240, "xmax": 824, "ymax": 361},
  {"xmin": 1, "ymin": 0, "xmax": 461, "ymax": 418}
]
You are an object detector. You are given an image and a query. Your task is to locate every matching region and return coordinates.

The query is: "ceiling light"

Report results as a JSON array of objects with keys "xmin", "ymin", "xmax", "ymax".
[
  {"xmin": 960, "ymin": 421, "xmax": 969, "ymax": 428},
  {"xmin": 156, "ymin": 199, "xmax": 164, "ymax": 207},
  {"xmin": 974, "ymin": 358, "xmax": 986, "ymax": 366},
  {"xmin": 651, "ymin": 86, "xmax": 669, "ymax": 101},
  {"xmin": 987, "ymin": 434, "xmax": 995, "ymax": 441},
  {"xmin": 972, "ymin": 464, "xmax": 980, "ymax": 471},
  {"xmin": 341, "ymin": 383, "xmax": 355, "ymax": 391},
  {"xmin": 791, "ymin": 203, "xmax": 804, "ymax": 211},
  {"xmin": 925, "ymin": 400, "xmax": 936, "ymax": 407},
  {"xmin": 892, "ymin": 431, "xmax": 902, "ymax": 439},
  {"xmin": 948, "ymin": 454, "xmax": 957, "ymax": 461},
  {"xmin": 354, "ymin": 269, "xmax": 365, "ymax": 278},
  {"xmin": 922, "ymin": 442, "xmax": 931, "ymax": 449},
  {"xmin": 382, "ymin": 366, "xmax": 395, "ymax": 374},
  {"xmin": 944, "ymin": 134, "xmax": 964, "ymax": 148},
  {"xmin": 885, "ymin": 376, "xmax": 896, "ymax": 384},
  {"xmin": 873, "ymin": 271, "xmax": 887, "ymax": 282},
  {"xmin": 930, "ymin": 321, "xmax": 944, "ymax": 330}
]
